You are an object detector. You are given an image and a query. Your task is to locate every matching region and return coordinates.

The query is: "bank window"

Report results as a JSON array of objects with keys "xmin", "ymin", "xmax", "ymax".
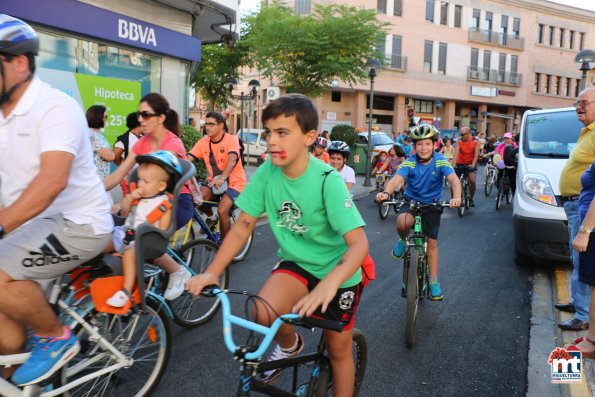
[
  {"xmin": 426, "ymin": 0, "xmax": 435, "ymax": 22},
  {"xmin": 414, "ymin": 100, "xmax": 433, "ymax": 113},
  {"xmin": 424, "ymin": 40, "xmax": 433, "ymax": 72}
]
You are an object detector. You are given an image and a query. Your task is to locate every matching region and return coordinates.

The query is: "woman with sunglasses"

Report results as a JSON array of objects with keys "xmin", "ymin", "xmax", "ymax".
[{"xmin": 103, "ymin": 92, "xmax": 194, "ymax": 301}]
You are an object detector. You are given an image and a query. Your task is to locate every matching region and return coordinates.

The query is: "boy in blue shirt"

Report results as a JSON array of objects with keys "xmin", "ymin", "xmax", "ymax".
[
  {"xmin": 376, "ymin": 124, "xmax": 461, "ymax": 300},
  {"xmin": 186, "ymin": 94, "xmax": 369, "ymax": 395}
]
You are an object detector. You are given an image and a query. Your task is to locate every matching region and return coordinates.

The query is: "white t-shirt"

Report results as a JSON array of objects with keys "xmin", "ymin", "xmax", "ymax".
[
  {"xmin": 114, "ymin": 131, "xmax": 140, "ymax": 159},
  {"xmin": 0, "ymin": 77, "xmax": 113, "ymax": 235},
  {"xmin": 338, "ymin": 165, "xmax": 356, "ymax": 185}
]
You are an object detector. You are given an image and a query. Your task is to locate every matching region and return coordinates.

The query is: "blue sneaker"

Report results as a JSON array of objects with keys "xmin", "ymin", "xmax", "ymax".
[
  {"xmin": 12, "ymin": 326, "xmax": 80, "ymax": 386},
  {"xmin": 429, "ymin": 283, "xmax": 443, "ymax": 301},
  {"xmin": 391, "ymin": 239, "xmax": 406, "ymax": 259}
]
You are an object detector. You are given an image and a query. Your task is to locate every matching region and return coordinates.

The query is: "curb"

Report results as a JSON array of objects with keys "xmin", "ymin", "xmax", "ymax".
[{"xmin": 552, "ymin": 266, "xmax": 593, "ymax": 397}]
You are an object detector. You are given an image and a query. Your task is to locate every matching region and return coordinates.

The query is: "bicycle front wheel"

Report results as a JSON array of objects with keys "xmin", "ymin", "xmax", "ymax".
[
  {"xmin": 506, "ymin": 184, "xmax": 513, "ymax": 204},
  {"xmin": 496, "ymin": 179, "xmax": 504, "ymax": 211},
  {"xmin": 170, "ymin": 239, "xmax": 227, "ymax": 328},
  {"xmin": 484, "ymin": 170, "xmax": 494, "ymax": 197},
  {"xmin": 231, "ymin": 207, "xmax": 254, "ymax": 262},
  {"xmin": 60, "ymin": 299, "xmax": 171, "ymax": 397},
  {"xmin": 405, "ymin": 248, "xmax": 420, "ymax": 347},
  {"xmin": 313, "ymin": 328, "xmax": 368, "ymax": 397},
  {"xmin": 378, "ymin": 201, "xmax": 390, "ymax": 219}
]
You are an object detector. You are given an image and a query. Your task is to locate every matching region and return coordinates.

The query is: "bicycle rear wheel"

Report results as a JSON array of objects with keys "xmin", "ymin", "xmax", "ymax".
[
  {"xmin": 60, "ymin": 299, "xmax": 171, "ymax": 397},
  {"xmin": 457, "ymin": 184, "xmax": 466, "ymax": 217},
  {"xmin": 496, "ymin": 179, "xmax": 504, "ymax": 210},
  {"xmin": 170, "ymin": 239, "xmax": 226, "ymax": 328},
  {"xmin": 231, "ymin": 207, "xmax": 254, "ymax": 262},
  {"xmin": 313, "ymin": 328, "xmax": 367, "ymax": 397},
  {"xmin": 484, "ymin": 170, "xmax": 494, "ymax": 197},
  {"xmin": 506, "ymin": 184, "xmax": 513, "ymax": 204},
  {"xmin": 405, "ymin": 248, "xmax": 420, "ymax": 347}
]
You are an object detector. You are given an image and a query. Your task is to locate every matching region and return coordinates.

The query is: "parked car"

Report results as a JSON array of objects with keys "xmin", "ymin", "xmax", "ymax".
[
  {"xmin": 513, "ymin": 107, "xmax": 583, "ymax": 265},
  {"xmin": 357, "ymin": 131, "xmax": 395, "ymax": 156},
  {"xmin": 238, "ymin": 128, "xmax": 266, "ymax": 164}
]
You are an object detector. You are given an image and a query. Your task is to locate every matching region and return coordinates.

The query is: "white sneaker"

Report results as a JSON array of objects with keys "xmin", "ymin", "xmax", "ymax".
[
  {"xmin": 164, "ymin": 267, "xmax": 191, "ymax": 300},
  {"xmin": 106, "ymin": 290, "xmax": 129, "ymax": 307},
  {"xmin": 260, "ymin": 333, "xmax": 304, "ymax": 384}
]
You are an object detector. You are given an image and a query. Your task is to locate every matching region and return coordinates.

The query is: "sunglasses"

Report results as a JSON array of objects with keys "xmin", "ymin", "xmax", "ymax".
[
  {"xmin": 137, "ymin": 111, "xmax": 160, "ymax": 119},
  {"xmin": 204, "ymin": 122, "xmax": 219, "ymax": 127}
]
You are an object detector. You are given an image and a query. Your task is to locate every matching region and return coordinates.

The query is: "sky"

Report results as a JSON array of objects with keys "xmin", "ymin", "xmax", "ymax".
[{"xmin": 239, "ymin": 0, "xmax": 595, "ymax": 16}]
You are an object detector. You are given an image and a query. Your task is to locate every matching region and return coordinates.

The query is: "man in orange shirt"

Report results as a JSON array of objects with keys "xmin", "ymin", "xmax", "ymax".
[
  {"xmin": 453, "ymin": 126, "xmax": 481, "ymax": 206},
  {"xmin": 188, "ymin": 111, "xmax": 246, "ymax": 239}
]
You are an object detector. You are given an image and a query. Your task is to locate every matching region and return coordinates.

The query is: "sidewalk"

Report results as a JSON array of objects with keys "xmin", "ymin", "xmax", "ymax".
[{"xmin": 551, "ymin": 266, "xmax": 595, "ymax": 397}]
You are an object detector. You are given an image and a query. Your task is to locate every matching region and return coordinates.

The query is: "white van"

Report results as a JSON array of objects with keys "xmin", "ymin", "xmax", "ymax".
[
  {"xmin": 513, "ymin": 107, "xmax": 583, "ymax": 264},
  {"xmin": 238, "ymin": 128, "xmax": 266, "ymax": 164}
]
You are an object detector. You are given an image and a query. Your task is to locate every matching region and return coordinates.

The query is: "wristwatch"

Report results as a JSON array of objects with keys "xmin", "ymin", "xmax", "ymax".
[
  {"xmin": 0, "ymin": 224, "xmax": 4, "ymax": 239},
  {"xmin": 382, "ymin": 191, "xmax": 391, "ymax": 195},
  {"xmin": 579, "ymin": 225, "xmax": 593, "ymax": 234}
]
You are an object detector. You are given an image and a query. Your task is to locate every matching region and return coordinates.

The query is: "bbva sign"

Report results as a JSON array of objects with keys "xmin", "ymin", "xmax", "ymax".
[{"xmin": 118, "ymin": 19, "xmax": 157, "ymax": 46}]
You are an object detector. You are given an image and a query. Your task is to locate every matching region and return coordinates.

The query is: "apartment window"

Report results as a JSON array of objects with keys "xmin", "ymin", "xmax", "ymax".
[
  {"xmin": 579, "ymin": 32, "xmax": 585, "ymax": 50},
  {"xmin": 575, "ymin": 79, "xmax": 581, "ymax": 96},
  {"xmin": 454, "ymin": 5, "xmax": 462, "ymax": 28},
  {"xmin": 569, "ymin": 31, "xmax": 575, "ymax": 49},
  {"xmin": 484, "ymin": 12, "xmax": 493, "ymax": 31},
  {"xmin": 392, "ymin": 35, "xmax": 403, "ymax": 68},
  {"xmin": 331, "ymin": 91, "xmax": 341, "ymax": 102},
  {"xmin": 424, "ymin": 40, "xmax": 433, "ymax": 72},
  {"xmin": 537, "ymin": 24, "xmax": 544, "ymax": 43},
  {"xmin": 512, "ymin": 17, "xmax": 520, "ymax": 37},
  {"xmin": 375, "ymin": 33, "xmax": 386, "ymax": 59},
  {"xmin": 470, "ymin": 48, "xmax": 479, "ymax": 67},
  {"xmin": 295, "ymin": 0, "xmax": 311, "ymax": 15},
  {"xmin": 559, "ymin": 28, "xmax": 565, "ymax": 48},
  {"xmin": 377, "ymin": 0, "xmax": 387, "ymax": 14},
  {"xmin": 565, "ymin": 78, "xmax": 571, "ymax": 97},
  {"xmin": 414, "ymin": 100, "xmax": 434, "ymax": 113},
  {"xmin": 471, "ymin": 9, "xmax": 480, "ymax": 31},
  {"xmin": 555, "ymin": 76, "xmax": 562, "ymax": 95},
  {"xmin": 544, "ymin": 74, "xmax": 551, "ymax": 93},
  {"xmin": 438, "ymin": 43, "xmax": 447, "ymax": 74},
  {"xmin": 548, "ymin": 26, "xmax": 555, "ymax": 46},
  {"xmin": 394, "ymin": 0, "xmax": 402, "ymax": 16},
  {"xmin": 440, "ymin": 2, "xmax": 448, "ymax": 25},
  {"xmin": 483, "ymin": 50, "xmax": 491, "ymax": 68},
  {"xmin": 426, "ymin": 0, "xmax": 435, "ymax": 22},
  {"xmin": 511, "ymin": 55, "xmax": 518, "ymax": 73},
  {"xmin": 498, "ymin": 53, "xmax": 506, "ymax": 82},
  {"xmin": 500, "ymin": 15, "xmax": 508, "ymax": 35},
  {"xmin": 534, "ymin": 72, "xmax": 541, "ymax": 92}
]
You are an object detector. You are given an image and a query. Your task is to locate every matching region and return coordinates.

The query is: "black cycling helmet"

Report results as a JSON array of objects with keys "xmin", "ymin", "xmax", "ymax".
[
  {"xmin": 136, "ymin": 150, "xmax": 183, "ymax": 192},
  {"xmin": 327, "ymin": 140, "xmax": 350, "ymax": 159},
  {"xmin": 0, "ymin": 14, "xmax": 39, "ymax": 56},
  {"xmin": 410, "ymin": 124, "xmax": 439, "ymax": 142}
]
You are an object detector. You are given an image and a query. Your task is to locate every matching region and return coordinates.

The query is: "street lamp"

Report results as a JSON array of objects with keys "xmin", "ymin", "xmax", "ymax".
[
  {"xmin": 228, "ymin": 78, "xmax": 260, "ymax": 163},
  {"xmin": 363, "ymin": 58, "xmax": 382, "ymax": 187},
  {"xmin": 574, "ymin": 49, "xmax": 595, "ymax": 92}
]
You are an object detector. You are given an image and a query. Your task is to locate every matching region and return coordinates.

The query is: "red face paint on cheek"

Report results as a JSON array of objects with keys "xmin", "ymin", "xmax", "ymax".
[{"xmin": 280, "ymin": 152, "xmax": 287, "ymax": 159}]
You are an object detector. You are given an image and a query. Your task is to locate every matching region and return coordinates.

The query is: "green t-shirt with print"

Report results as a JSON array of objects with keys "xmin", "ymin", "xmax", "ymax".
[{"xmin": 235, "ymin": 155, "xmax": 366, "ymax": 287}]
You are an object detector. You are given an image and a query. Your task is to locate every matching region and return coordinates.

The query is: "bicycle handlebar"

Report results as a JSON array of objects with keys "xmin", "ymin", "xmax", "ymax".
[{"xmin": 201, "ymin": 287, "xmax": 343, "ymax": 360}]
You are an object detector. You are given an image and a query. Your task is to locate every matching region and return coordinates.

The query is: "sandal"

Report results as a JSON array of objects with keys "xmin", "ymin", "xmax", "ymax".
[{"xmin": 567, "ymin": 337, "xmax": 595, "ymax": 359}]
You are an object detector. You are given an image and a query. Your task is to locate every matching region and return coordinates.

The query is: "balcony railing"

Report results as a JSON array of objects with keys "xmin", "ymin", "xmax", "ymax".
[
  {"xmin": 467, "ymin": 66, "xmax": 523, "ymax": 86},
  {"xmin": 468, "ymin": 28, "xmax": 525, "ymax": 50},
  {"xmin": 384, "ymin": 54, "xmax": 407, "ymax": 71}
]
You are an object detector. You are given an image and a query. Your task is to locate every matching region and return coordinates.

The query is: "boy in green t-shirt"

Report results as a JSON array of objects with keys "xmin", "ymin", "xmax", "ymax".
[{"xmin": 186, "ymin": 94, "xmax": 369, "ymax": 396}]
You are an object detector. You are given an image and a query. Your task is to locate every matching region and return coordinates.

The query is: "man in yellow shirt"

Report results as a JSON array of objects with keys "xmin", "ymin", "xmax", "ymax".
[{"xmin": 557, "ymin": 87, "xmax": 595, "ymax": 331}]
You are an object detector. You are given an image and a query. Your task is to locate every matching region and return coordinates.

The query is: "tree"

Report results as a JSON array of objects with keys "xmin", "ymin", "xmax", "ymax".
[
  {"xmin": 190, "ymin": 43, "xmax": 247, "ymax": 111},
  {"xmin": 241, "ymin": 2, "xmax": 389, "ymax": 97}
]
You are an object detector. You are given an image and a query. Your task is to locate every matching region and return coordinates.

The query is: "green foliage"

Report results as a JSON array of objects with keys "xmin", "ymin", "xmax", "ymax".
[
  {"xmin": 241, "ymin": 1, "xmax": 389, "ymax": 97},
  {"xmin": 180, "ymin": 124, "xmax": 207, "ymax": 180},
  {"xmin": 190, "ymin": 43, "xmax": 248, "ymax": 111},
  {"xmin": 330, "ymin": 124, "xmax": 358, "ymax": 148}
]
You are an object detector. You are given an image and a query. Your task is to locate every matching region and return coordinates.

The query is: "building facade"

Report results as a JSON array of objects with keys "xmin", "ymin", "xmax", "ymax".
[
  {"xmin": 244, "ymin": 0, "xmax": 594, "ymax": 138},
  {"xmin": 1, "ymin": 0, "xmax": 239, "ymax": 143}
]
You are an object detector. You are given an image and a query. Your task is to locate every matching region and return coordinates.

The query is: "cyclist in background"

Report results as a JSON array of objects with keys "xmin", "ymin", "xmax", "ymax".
[
  {"xmin": 453, "ymin": 126, "xmax": 480, "ymax": 207},
  {"xmin": 495, "ymin": 132, "xmax": 518, "ymax": 195},
  {"xmin": 328, "ymin": 140, "xmax": 356, "ymax": 196},
  {"xmin": 375, "ymin": 124, "xmax": 461, "ymax": 301},
  {"xmin": 312, "ymin": 136, "xmax": 330, "ymax": 163},
  {"xmin": 0, "ymin": 15, "xmax": 113, "ymax": 385},
  {"xmin": 187, "ymin": 94, "xmax": 369, "ymax": 397}
]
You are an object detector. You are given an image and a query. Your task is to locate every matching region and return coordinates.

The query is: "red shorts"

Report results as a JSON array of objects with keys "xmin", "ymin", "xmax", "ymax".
[{"xmin": 272, "ymin": 261, "xmax": 362, "ymax": 330}]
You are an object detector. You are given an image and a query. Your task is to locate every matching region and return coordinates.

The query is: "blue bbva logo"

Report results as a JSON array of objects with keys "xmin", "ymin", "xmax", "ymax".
[{"xmin": 118, "ymin": 19, "xmax": 157, "ymax": 46}]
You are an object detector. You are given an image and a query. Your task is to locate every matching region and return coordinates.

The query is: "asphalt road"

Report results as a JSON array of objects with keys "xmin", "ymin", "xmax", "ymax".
[{"xmin": 154, "ymin": 183, "xmax": 533, "ymax": 397}]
